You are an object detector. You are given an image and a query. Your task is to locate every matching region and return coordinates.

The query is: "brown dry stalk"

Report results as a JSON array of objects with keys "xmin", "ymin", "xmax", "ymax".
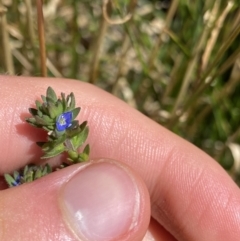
[
  {"xmin": 202, "ymin": 1, "xmax": 234, "ymax": 71},
  {"xmin": 12, "ymin": 49, "xmax": 33, "ymax": 71},
  {"xmin": 46, "ymin": 58, "xmax": 62, "ymax": 78},
  {"xmin": 37, "ymin": 0, "xmax": 47, "ymax": 77},
  {"xmin": 148, "ymin": 0, "xmax": 179, "ymax": 69},
  {"xmin": 112, "ymin": 36, "xmax": 130, "ymax": 94},
  {"xmin": 161, "ymin": 54, "xmax": 183, "ymax": 103},
  {"xmin": 102, "ymin": 0, "xmax": 132, "ymax": 25},
  {"xmin": 112, "ymin": 0, "xmax": 137, "ymax": 93},
  {"xmin": 169, "ymin": 17, "xmax": 212, "ymax": 121},
  {"xmin": 0, "ymin": 5, "xmax": 14, "ymax": 74},
  {"xmin": 25, "ymin": 0, "xmax": 35, "ymax": 46},
  {"xmin": 88, "ymin": 0, "xmax": 111, "ymax": 83}
]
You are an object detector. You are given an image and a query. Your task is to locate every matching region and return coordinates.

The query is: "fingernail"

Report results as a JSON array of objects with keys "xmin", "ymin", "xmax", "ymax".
[{"xmin": 60, "ymin": 160, "xmax": 140, "ymax": 241}]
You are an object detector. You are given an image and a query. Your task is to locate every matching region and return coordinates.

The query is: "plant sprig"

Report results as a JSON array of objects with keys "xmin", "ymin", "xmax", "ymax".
[{"xmin": 4, "ymin": 87, "xmax": 90, "ymax": 187}]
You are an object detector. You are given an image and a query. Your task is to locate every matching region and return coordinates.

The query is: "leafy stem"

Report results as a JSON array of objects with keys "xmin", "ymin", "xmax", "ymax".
[{"xmin": 4, "ymin": 87, "xmax": 90, "ymax": 187}]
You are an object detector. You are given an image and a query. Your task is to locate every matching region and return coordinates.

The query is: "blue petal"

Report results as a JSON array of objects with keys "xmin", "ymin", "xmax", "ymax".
[
  {"xmin": 12, "ymin": 181, "xmax": 20, "ymax": 186},
  {"xmin": 12, "ymin": 174, "xmax": 21, "ymax": 186},
  {"xmin": 56, "ymin": 111, "xmax": 73, "ymax": 131}
]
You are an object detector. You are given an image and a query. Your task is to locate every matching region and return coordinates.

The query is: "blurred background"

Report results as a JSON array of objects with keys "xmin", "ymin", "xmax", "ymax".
[{"xmin": 0, "ymin": 0, "xmax": 240, "ymax": 184}]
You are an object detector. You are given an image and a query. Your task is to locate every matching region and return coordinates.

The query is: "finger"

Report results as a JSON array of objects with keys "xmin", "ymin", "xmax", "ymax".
[
  {"xmin": 143, "ymin": 218, "xmax": 177, "ymax": 241},
  {"xmin": 1, "ymin": 76, "xmax": 240, "ymax": 241},
  {"xmin": 0, "ymin": 159, "xmax": 150, "ymax": 241}
]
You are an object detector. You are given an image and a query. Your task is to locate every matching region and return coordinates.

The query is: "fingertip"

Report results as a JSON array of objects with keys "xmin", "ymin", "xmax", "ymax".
[{"xmin": 59, "ymin": 159, "xmax": 151, "ymax": 241}]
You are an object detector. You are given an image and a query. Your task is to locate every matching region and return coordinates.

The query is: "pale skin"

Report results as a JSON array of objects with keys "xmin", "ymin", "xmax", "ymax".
[{"xmin": 0, "ymin": 76, "xmax": 240, "ymax": 241}]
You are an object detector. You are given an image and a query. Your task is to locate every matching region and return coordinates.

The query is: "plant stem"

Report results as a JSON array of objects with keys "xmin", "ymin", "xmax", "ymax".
[
  {"xmin": 88, "ymin": 0, "xmax": 111, "ymax": 84},
  {"xmin": 0, "ymin": 4, "xmax": 14, "ymax": 74},
  {"xmin": 111, "ymin": 0, "xmax": 137, "ymax": 94},
  {"xmin": 37, "ymin": 0, "xmax": 47, "ymax": 77},
  {"xmin": 147, "ymin": 0, "xmax": 179, "ymax": 69}
]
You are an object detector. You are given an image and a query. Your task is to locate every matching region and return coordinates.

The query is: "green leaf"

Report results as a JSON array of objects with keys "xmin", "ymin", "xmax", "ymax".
[
  {"xmin": 29, "ymin": 108, "xmax": 38, "ymax": 116},
  {"xmin": 41, "ymin": 102, "xmax": 49, "ymax": 115},
  {"xmin": 13, "ymin": 171, "xmax": 19, "ymax": 180},
  {"xmin": 35, "ymin": 100, "xmax": 42, "ymax": 109},
  {"xmin": 75, "ymin": 144, "xmax": 90, "ymax": 162},
  {"xmin": 67, "ymin": 150, "xmax": 79, "ymax": 161},
  {"xmin": 42, "ymin": 126, "xmax": 53, "ymax": 132},
  {"xmin": 83, "ymin": 144, "xmax": 90, "ymax": 155},
  {"xmin": 37, "ymin": 109, "xmax": 43, "ymax": 117},
  {"xmin": 37, "ymin": 142, "xmax": 46, "ymax": 147},
  {"xmin": 61, "ymin": 93, "xmax": 66, "ymax": 111},
  {"xmin": 42, "ymin": 115, "xmax": 54, "ymax": 124},
  {"xmin": 68, "ymin": 120, "xmax": 79, "ymax": 130},
  {"xmin": 4, "ymin": 174, "xmax": 15, "ymax": 187},
  {"xmin": 66, "ymin": 126, "xmax": 81, "ymax": 138},
  {"xmin": 79, "ymin": 121, "xmax": 87, "ymax": 130},
  {"xmin": 56, "ymin": 100, "xmax": 64, "ymax": 114},
  {"xmin": 52, "ymin": 134, "xmax": 66, "ymax": 145},
  {"xmin": 71, "ymin": 126, "xmax": 89, "ymax": 149},
  {"xmin": 48, "ymin": 102, "xmax": 59, "ymax": 119},
  {"xmin": 78, "ymin": 152, "xmax": 89, "ymax": 162},
  {"xmin": 66, "ymin": 92, "xmax": 75, "ymax": 110},
  {"xmin": 26, "ymin": 117, "xmax": 37, "ymax": 125},
  {"xmin": 46, "ymin": 96, "xmax": 56, "ymax": 105},
  {"xmin": 34, "ymin": 168, "xmax": 42, "ymax": 179},
  {"xmin": 34, "ymin": 116, "xmax": 48, "ymax": 125},
  {"xmin": 41, "ymin": 140, "xmax": 64, "ymax": 152},
  {"xmin": 47, "ymin": 86, "xmax": 58, "ymax": 102},
  {"xmin": 41, "ymin": 143, "xmax": 65, "ymax": 159},
  {"xmin": 72, "ymin": 107, "xmax": 80, "ymax": 120},
  {"xmin": 41, "ymin": 95, "xmax": 47, "ymax": 102},
  {"xmin": 42, "ymin": 164, "xmax": 52, "ymax": 176},
  {"xmin": 23, "ymin": 165, "xmax": 29, "ymax": 176},
  {"xmin": 25, "ymin": 169, "xmax": 34, "ymax": 182},
  {"xmin": 47, "ymin": 125, "xmax": 55, "ymax": 130},
  {"xmin": 69, "ymin": 93, "xmax": 75, "ymax": 109}
]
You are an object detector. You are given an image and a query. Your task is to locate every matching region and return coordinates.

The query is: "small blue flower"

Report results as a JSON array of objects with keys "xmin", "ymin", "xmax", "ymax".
[
  {"xmin": 12, "ymin": 174, "xmax": 21, "ymax": 186},
  {"xmin": 56, "ymin": 111, "xmax": 73, "ymax": 131}
]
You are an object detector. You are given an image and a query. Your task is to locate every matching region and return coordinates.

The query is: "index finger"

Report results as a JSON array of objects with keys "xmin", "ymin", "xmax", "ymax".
[{"xmin": 1, "ymin": 76, "xmax": 240, "ymax": 241}]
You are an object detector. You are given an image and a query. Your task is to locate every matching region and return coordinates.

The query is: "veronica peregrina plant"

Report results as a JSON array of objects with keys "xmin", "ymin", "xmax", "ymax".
[{"xmin": 4, "ymin": 87, "xmax": 90, "ymax": 187}]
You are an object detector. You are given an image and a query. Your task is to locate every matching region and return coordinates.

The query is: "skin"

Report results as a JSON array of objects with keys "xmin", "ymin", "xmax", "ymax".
[{"xmin": 0, "ymin": 76, "xmax": 240, "ymax": 241}]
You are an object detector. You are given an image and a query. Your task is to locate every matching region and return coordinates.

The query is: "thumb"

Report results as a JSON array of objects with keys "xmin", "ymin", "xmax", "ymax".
[{"xmin": 0, "ymin": 159, "xmax": 150, "ymax": 241}]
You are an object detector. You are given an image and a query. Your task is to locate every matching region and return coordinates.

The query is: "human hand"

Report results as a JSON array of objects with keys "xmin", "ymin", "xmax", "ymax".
[{"xmin": 1, "ymin": 76, "xmax": 240, "ymax": 241}]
